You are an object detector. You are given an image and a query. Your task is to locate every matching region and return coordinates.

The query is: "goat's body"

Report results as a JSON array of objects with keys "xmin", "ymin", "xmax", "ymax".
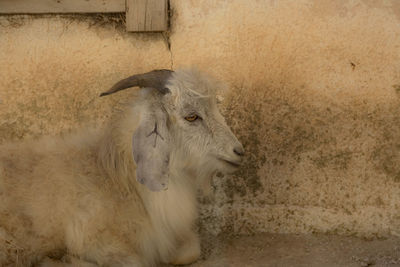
[
  {"xmin": 0, "ymin": 69, "xmax": 244, "ymax": 266},
  {"xmin": 0, "ymin": 113, "xmax": 198, "ymax": 266}
]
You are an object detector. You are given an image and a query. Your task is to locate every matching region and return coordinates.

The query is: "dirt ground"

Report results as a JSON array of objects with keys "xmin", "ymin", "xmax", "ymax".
[{"xmin": 187, "ymin": 233, "xmax": 400, "ymax": 267}]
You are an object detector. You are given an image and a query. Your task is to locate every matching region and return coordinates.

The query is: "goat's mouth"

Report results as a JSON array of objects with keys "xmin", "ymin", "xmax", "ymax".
[{"xmin": 219, "ymin": 158, "xmax": 242, "ymax": 168}]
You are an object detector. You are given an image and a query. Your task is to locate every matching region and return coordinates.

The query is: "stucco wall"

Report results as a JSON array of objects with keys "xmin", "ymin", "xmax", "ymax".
[{"xmin": 1, "ymin": 0, "xmax": 400, "ymax": 238}]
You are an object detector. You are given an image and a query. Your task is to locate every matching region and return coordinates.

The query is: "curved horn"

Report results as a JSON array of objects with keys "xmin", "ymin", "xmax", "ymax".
[{"xmin": 100, "ymin": 69, "xmax": 173, "ymax": 97}]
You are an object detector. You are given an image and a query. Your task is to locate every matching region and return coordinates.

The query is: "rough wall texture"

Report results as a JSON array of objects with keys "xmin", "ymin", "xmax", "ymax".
[
  {"xmin": 1, "ymin": 0, "xmax": 400, "ymax": 238},
  {"xmin": 0, "ymin": 14, "xmax": 171, "ymax": 141}
]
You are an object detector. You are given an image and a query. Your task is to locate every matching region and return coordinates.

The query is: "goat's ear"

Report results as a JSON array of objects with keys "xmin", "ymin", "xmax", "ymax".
[{"xmin": 132, "ymin": 107, "xmax": 170, "ymax": 191}]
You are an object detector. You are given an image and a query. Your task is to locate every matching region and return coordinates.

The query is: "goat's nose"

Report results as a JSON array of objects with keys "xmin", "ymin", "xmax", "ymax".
[{"xmin": 233, "ymin": 146, "xmax": 244, "ymax": 157}]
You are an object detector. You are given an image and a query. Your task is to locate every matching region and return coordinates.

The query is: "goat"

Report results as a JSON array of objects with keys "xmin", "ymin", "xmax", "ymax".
[{"xmin": 0, "ymin": 69, "xmax": 244, "ymax": 266}]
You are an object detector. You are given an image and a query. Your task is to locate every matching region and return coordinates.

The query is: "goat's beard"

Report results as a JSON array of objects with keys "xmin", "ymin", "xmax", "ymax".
[
  {"xmin": 186, "ymin": 156, "xmax": 237, "ymax": 197},
  {"xmin": 172, "ymin": 150, "xmax": 234, "ymax": 189}
]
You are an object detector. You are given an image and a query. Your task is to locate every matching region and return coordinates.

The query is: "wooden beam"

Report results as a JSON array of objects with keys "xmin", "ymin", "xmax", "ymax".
[
  {"xmin": 126, "ymin": 0, "xmax": 168, "ymax": 32},
  {"xmin": 0, "ymin": 0, "xmax": 125, "ymax": 14}
]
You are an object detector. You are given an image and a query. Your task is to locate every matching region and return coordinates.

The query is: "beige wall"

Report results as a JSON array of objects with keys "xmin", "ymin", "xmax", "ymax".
[{"xmin": 1, "ymin": 0, "xmax": 400, "ymax": 238}]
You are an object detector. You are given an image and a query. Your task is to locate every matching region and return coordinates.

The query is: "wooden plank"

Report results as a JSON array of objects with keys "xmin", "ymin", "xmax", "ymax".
[
  {"xmin": 0, "ymin": 0, "xmax": 125, "ymax": 14},
  {"xmin": 126, "ymin": 0, "xmax": 168, "ymax": 32}
]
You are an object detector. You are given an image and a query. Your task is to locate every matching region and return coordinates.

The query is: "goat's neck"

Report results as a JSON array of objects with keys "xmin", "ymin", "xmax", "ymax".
[{"xmin": 139, "ymin": 170, "xmax": 199, "ymax": 233}]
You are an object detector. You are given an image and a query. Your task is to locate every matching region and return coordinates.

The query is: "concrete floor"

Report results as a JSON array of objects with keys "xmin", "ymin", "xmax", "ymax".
[{"xmin": 188, "ymin": 233, "xmax": 400, "ymax": 267}]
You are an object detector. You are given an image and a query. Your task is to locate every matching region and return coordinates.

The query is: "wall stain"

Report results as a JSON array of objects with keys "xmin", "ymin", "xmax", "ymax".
[
  {"xmin": 370, "ymin": 103, "xmax": 400, "ymax": 182},
  {"xmin": 223, "ymin": 86, "xmax": 266, "ymax": 199},
  {"xmin": 311, "ymin": 150, "xmax": 353, "ymax": 170}
]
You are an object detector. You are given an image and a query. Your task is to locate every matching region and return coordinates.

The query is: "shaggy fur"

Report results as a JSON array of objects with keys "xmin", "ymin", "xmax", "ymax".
[{"xmin": 0, "ymin": 69, "xmax": 243, "ymax": 266}]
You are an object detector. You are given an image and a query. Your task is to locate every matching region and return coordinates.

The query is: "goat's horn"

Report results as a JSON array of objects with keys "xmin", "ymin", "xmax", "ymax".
[{"xmin": 100, "ymin": 69, "xmax": 173, "ymax": 97}]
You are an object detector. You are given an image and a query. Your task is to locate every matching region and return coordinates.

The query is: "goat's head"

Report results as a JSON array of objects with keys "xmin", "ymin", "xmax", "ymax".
[{"xmin": 101, "ymin": 69, "xmax": 244, "ymax": 191}]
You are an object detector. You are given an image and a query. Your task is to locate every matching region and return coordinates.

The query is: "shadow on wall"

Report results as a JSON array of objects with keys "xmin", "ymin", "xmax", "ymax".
[
  {"xmin": 213, "ymin": 83, "xmax": 400, "ymax": 237},
  {"xmin": 225, "ymin": 84, "xmax": 400, "ymax": 200}
]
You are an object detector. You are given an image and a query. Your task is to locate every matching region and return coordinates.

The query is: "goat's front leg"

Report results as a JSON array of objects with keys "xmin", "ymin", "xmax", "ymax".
[{"xmin": 169, "ymin": 232, "xmax": 201, "ymax": 265}]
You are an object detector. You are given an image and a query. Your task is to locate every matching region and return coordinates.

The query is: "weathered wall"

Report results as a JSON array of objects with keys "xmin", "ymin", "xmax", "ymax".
[
  {"xmin": 0, "ymin": 14, "xmax": 171, "ymax": 141},
  {"xmin": 1, "ymin": 0, "xmax": 400, "ymax": 238}
]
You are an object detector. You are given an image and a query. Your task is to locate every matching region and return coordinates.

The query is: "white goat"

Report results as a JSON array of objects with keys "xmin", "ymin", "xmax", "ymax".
[{"xmin": 0, "ymin": 69, "xmax": 244, "ymax": 266}]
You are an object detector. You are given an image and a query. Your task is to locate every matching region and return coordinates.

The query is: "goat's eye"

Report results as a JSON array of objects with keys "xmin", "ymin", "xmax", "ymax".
[{"xmin": 184, "ymin": 114, "xmax": 199, "ymax": 122}]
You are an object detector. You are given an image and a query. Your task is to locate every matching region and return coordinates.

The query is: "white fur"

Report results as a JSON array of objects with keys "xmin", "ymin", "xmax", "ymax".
[{"xmin": 0, "ymin": 69, "xmax": 243, "ymax": 266}]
